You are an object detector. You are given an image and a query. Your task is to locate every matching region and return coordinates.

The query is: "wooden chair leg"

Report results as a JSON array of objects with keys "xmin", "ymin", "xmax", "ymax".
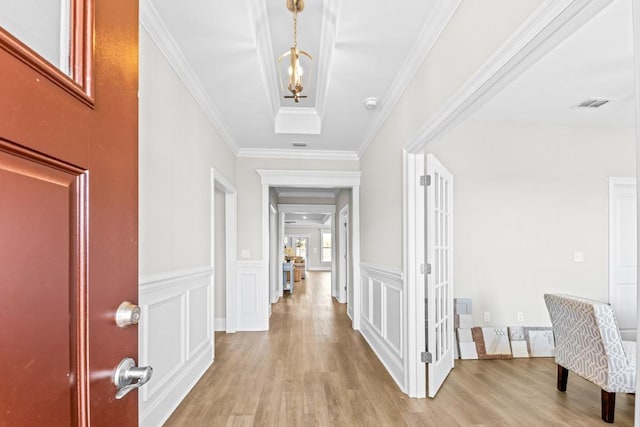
[
  {"xmin": 601, "ymin": 390, "xmax": 615, "ymax": 423},
  {"xmin": 557, "ymin": 365, "xmax": 568, "ymax": 392}
]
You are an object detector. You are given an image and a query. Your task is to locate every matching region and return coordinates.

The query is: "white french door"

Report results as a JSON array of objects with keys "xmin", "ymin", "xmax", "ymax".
[{"xmin": 425, "ymin": 154, "xmax": 454, "ymax": 397}]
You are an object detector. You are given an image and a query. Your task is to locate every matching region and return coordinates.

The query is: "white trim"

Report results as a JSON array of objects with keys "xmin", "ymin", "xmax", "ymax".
[
  {"xmin": 238, "ymin": 148, "xmax": 359, "ymax": 161},
  {"xmin": 283, "ymin": 223, "xmax": 331, "ymax": 229},
  {"xmin": 403, "ymin": 151, "xmax": 426, "ymax": 398},
  {"xmin": 278, "ymin": 204, "xmax": 336, "ymax": 214},
  {"xmin": 404, "ymin": 0, "xmax": 615, "ymax": 153},
  {"xmin": 633, "ymin": 1, "xmax": 640, "ymax": 422},
  {"xmin": 357, "ymin": 0, "xmax": 462, "ymax": 157},
  {"xmin": 352, "ymin": 185, "xmax": 361, "ymax": 330},
  {"xmin": 258, "ymin": 169, "xmax": 361, "ymax": 330},
  {"xmin": 278, "ymin": 211, "xmax": 285, "ymax": 299},
  {"xmin": 249, "ymin": 0, "xmax": 280, "ymax": 115},
  {"xmin": 138, "ymin": 269, "xmax": 213, "ymax": 427},
  {"xmin": 314, "ymin": 0, "xmax": 341, "ymax": 120},
  {"xmin": 360, "ymin": 262, "xmax": 404, "ymax": 283},
  {"xmin": 213, "ymin": 318, "xmax": 226, "ymax": 331},
  {"xmin": 139, "ymin": 267, "xmax": 213, "ymax": 291},
  {"xmin": 359, "ymin": 263, "xmax": 405, "ymax": 391},
  {"xmin": 139, "ymin": 0, "xmax": 239, "ymax": 155},
  {"xmin": 212, "ymin": 169, "xmax": 238, "ymax": 333},
  {"xmin": 321, "ymin": 229, "xmax": 332, "ymax": 262},
  {"xmin": 257, "ymin": 169, "xmax": 361, "ymax": 187},
  {"xmin": 236, "ymin": 260, "xmax": 269, "ymax": 330},
  {"xmin": 338, "ymin": 204, "xmax": 350, "ymax": 304},
  {"xmin": 277, "ymin": 189, "xmax": 337, "ymax": 199},
  {"xmin": 139, "ymin": 340, "xmax": 211, "ymax": 427}
]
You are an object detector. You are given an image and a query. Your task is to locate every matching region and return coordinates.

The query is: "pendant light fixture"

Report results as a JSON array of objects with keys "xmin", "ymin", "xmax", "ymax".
[{"xmin": 277, "ymin": 0, "xmax": 312, "ymax": 103}]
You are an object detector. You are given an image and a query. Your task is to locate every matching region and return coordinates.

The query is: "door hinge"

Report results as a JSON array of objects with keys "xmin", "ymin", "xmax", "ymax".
[
  {"xmin": 421, "ymin": 351, "xmax": 433, "ymax": 363},
  {"xmin": 419, "ymin": 263, "xmax": 432, "ymax": 275},
  {"xmin": 420, "ymin": 175, "xmax": 431, "ymax": 186}
]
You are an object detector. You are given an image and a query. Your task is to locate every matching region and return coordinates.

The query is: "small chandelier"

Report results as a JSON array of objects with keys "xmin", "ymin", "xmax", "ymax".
[{"xmin": 277, "ymin": 0, "xmax": 312, "ymax": 103}]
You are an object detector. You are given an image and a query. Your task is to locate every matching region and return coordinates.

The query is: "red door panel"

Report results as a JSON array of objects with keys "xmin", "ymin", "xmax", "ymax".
[{"xmin": 0, "ymin": 0, "xmax": 139, "ymax": 425}]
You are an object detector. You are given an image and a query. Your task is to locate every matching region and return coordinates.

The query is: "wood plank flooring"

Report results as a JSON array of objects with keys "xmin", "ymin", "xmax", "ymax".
[{"xmin": 165, "ymin": 272, "xmax": 635, "ymax": 426}]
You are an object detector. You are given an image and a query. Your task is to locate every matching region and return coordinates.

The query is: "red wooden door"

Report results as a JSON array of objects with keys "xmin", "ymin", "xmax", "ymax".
[{"xmin": 0, "ymin": 1, "xmax": 139, "ymax": 425}]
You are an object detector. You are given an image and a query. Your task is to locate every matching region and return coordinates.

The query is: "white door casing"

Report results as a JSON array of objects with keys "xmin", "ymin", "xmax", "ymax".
[
  {"xmin": 339, "ymin": 204, "xmax": 350, "ymax": 304},
  {"xmin": 212, "ymin": 169, "xmax": 237, "ymax": 333},
  {"xmin": 269, "ymin": 204, "xmax": 278, "ymax": 306},
  {"xmin": 609, "ymin": 177, "xmax": 637, "ymax": 341},
  {"xmin": 258, "ymin": 170, "xmax": 361, "ymax": 330},
  {"xmin": 425, "ymin": 154, "xmax": 454, "ymax": 398}
]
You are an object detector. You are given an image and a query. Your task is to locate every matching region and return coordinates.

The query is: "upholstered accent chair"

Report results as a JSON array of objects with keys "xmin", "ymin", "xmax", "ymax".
[{"xmin": 544, "ymin": 294, "xmax": 636, "ymax": 423}]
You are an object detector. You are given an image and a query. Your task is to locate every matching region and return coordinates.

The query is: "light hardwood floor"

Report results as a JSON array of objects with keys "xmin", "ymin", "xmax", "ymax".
[{"xmin": 165, "ymin": 272, "xmax": 635, "ymax": 426}]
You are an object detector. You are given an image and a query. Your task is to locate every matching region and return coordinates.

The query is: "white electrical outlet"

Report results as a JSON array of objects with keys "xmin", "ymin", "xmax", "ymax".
[
  {"xmin": 483, "ymin": 311, "xmax": 491, "ymax": 322},
  {"xmin": 517, "ymin": 311, "xmax": 524, "ymax": 322},
  {"xmin": 574, "ymin": 252, "xmax": 584, "ymax": 262}
]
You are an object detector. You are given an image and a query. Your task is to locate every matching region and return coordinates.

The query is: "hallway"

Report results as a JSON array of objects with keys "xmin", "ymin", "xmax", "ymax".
[{"xmin": 165, "ymin": 272, "xmax": 634, "ymax": 426}]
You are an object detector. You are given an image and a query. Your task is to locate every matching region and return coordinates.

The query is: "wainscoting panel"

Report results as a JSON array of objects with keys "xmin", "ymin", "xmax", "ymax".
[
  {"xmin": 360, "ymin": 263, "xmax": 405, "ymax": 392},
  {"xmin": 139, "ymin": 268, "xmax": 214, "ymax": 427},
  {"xmin": 236, "ymin": 260, "xmax": 268, "ymax": 331}
]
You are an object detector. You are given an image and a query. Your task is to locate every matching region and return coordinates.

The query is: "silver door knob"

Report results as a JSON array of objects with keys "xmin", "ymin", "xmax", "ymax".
[
  {"xmin": 115, "ymin": 301, "xmax": 141, "ymax": 327},
  {"xmin": 113, "ymin": 357, "xmax": 153, "ymax": 399}
]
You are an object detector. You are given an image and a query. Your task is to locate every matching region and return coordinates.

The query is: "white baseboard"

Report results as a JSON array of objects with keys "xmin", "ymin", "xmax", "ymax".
[
  {"xmin": 140, "ymin": 345, "xmax": 213, "ymax": 427},
  {"xmin": 214, "ymin": 318, "xmax": 226, "ymax": 331}
]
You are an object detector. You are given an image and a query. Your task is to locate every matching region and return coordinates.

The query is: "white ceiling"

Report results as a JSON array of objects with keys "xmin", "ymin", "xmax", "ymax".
[
  {"xmin": 143, "ymin": 0, "xmax": 635, "ymax": 160},
  {"xmin": 284, "ymin": 212, "xmax": 330, "ymax": 226},
  {"xmin": 143, "ymin": 0, "xmax": 452, "ymax": 157},
  {"xmin": 468, "ymin": 0, "xmax": 635, "ymax": 128}
]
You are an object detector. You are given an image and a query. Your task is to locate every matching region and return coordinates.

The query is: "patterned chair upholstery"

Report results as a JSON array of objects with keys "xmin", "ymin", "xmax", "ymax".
[{"xmin": 544, "ymin": 294, "xmax": 636, "ymax": 423}]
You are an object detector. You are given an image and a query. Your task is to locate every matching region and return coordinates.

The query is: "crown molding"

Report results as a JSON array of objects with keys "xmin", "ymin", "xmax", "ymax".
[
  {"xmin": 140, "ymin": 0, "xmax": 239, "ymax": 155},
  {"xmin": 238, "ymin": 148, "xmax": 359, "ymax": 161},
  {"xmin": 404, "ymin": 0, "xmax": 614, "ymax": 153},
  {"xmin": 357, "ymin": 0, "xmax": 462, "ymax": 158}
]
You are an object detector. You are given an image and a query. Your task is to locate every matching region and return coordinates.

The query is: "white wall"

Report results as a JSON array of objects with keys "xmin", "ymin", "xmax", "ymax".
[
  {"xmin": 138, "ymin": 27, "xmax": 236, "ymax": 426},
  {"xmin": 428, "ymin": 123, "xmax": 636, "ymax": 326},
  {"xmin": 359, "ymin": 0, "xmax": 544, "ymax": 270}
]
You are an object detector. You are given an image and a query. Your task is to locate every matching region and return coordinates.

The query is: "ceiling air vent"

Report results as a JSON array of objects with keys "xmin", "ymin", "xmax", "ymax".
[
  {"xmin": 291, "ymin": 141, "xmax": 308, "ymax": 147},
  {"xmin": 285, "ymin": 220, "xmax": 296, "ymax": 224},
  {"xmin": 576, "ymin": 98, "xmax": 610, "ymax": 108}
]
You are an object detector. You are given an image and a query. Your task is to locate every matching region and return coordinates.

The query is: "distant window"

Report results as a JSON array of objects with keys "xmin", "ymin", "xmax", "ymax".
[
  {"xmin": 295, "ymin": 238, "xmax": 306, "ymax": 258},
  {"xmin": 321, "ymin": 231, "xmax": 331, "ymax": 262}
]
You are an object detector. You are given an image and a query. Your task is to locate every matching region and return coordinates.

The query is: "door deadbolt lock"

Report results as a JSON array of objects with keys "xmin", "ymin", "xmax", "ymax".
[
  {"xmin": 115, "ymin": 301, "xmax": 141, "ymax": 327},
  {"xmin": 113, "ymin": 357, "xmax": 153, "ymax": 399}
]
